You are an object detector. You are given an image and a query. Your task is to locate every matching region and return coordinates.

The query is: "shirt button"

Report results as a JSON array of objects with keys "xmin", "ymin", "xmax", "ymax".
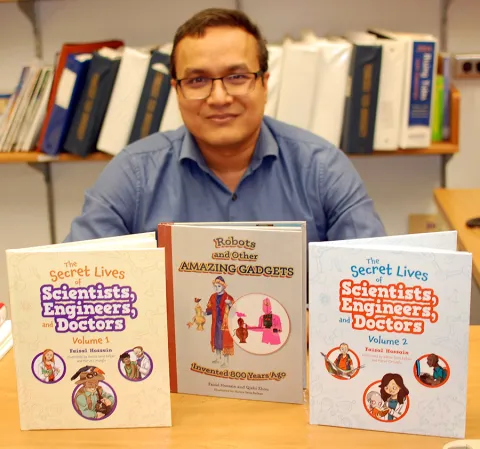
[{"xmin": 232, "ymin": 193, "xmax": 238, "ymax": 201}]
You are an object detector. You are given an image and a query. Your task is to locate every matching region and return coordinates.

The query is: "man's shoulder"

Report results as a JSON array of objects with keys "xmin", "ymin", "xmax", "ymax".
[
  {"xmin": 263, "ymin": 116, "xmax": 340, "ymax": 156},
  {"xmin": 119, "ymin": 127, "xmax": 186, "ymax": 161}
]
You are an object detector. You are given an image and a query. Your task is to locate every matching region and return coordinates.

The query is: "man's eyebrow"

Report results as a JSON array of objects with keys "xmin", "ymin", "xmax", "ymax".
[{"xmin": 182, "ymin": 63, "xmax": 252, "ymax": 77}]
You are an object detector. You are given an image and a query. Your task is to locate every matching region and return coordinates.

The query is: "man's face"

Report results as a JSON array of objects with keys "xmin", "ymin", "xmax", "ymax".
[
  {"xmin": 134, "ymin": 348, "xmax": 142, "ymax": 358},
  {"xmin": 173, "ymin": 26, "xmax": 269, "ymax": 149},
  {"xmin": 214, "ymin": 282, "xmax": 224, "ymax": 293}
]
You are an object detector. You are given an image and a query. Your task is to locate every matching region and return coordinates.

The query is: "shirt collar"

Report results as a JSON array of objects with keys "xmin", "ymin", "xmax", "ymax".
[{"xmin": 178, "ymin": 119, "xmax": 279, "ymax": 171}]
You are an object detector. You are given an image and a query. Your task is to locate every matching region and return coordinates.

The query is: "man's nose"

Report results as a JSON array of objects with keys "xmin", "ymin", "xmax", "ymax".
[{"xmin": 207, "ymin": 79, "xmax": 232, "ymax": 105}]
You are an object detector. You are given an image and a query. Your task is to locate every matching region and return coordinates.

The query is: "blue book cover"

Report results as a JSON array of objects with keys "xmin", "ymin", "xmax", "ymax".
[
  {"xmin": 128, "ymin": 51, "xmax": 171, "ymax": 144},
  {"xmin": 42, "ymin": 53, "xmax": 92, "ymax": 155}
]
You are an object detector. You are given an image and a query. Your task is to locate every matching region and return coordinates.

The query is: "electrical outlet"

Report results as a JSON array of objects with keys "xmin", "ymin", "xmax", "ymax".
[{"xmin": 452, "ymin": 53, "xmax": 480, "ymax": 79}]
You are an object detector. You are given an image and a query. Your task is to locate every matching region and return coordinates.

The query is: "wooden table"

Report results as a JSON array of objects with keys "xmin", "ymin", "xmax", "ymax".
[
  {"xmin": 1, "ymin": 327, "xmax": 480, "ymax": 448},
  {"xmin": 434, "ymin": 188, "xmax": 480, "ymax": 286}
]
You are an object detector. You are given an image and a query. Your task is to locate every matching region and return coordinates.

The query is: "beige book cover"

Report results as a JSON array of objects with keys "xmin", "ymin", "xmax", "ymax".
[
  {"xmin": 5, "ymin": 240, "xmax": 171, "ymax": 430},
  {"xmin": 157, "ymin": 223, "xmax": 305, "ymax": 404}
]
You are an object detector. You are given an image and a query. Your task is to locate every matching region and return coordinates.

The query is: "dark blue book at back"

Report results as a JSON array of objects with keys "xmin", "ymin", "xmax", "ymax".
[
  {"xmin": 42, "ymin": 53, "xmax": 92, "ymax": 155},
  {"xmin": 128, "ymin": 50, "xmax": 171, "ymax": 144},
  {"xmin": 64, "ymin": 47, "xmax": 122, "ymax": 157}
]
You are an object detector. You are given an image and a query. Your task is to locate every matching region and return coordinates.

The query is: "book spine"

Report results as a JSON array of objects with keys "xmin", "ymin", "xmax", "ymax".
[
  {"xmin": 431, "ymin": 75, "xmax": 444, "ymax": 142},
  {"xmin": 156, "ymin": 223, "xmax": 178, "ymax": 393},
  {"xmin": 64, "ymin": 55, "xmax": 120, "ymax": 157},
  {"xmin": 402, "ymin": 40, "xmax": 436, "ymax": 148},
  {"xmin": 341, "ymin": 45, "xmax": 382, "ymax": 154},
  {"xmin": 129, "ymin": 52, "xmax": 171, "ymax": 143},
  {"xmin": 441, "ymin": 54, "xmax": 451, "ymax": 140},
  {"xmin": 42, "ymin": 57, "xmax": 91, "ymax": 155}
]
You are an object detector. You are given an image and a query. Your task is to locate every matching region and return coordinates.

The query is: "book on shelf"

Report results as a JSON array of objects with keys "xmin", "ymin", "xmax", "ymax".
[
  {"xmin": 5, "ymin": 232, "xmax": 172, "ymax": 430},
  {"xmin": 157, "ymin": 221, "xmax": 307, "ymax": 404},
  {"xmin": 309, "ymin": 230, "xmax": 471, "ymax": 438},
  {"xmin": 0, "ymin": 302, "xmax": 13, "ymax": 362}
]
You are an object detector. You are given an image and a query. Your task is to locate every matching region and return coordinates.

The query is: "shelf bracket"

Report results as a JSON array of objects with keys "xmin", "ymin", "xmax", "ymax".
[
  {"xmin": 17, "ymin": 0, "xmax": 42, "ymax": 60},
  {"xmin": 27, "ymin": 162, "xmax": 57, "ymax": 245},
  {"xmin": 440, "ymin": 154, "xmax": 453, "ymax": 188}
]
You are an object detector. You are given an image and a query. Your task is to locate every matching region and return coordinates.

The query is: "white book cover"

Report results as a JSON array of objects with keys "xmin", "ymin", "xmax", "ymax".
[
  {"xmin": 158, "ymin": 223, "xmax": 305, "ymax": 404},
  {"xmin": 276, "ymin": 39, "xmax": 319, "ymax": 130},
  {"xmin": 5, "ymin": 236, "xmax": 171, "ymax": 430},
  {"xmin": 159, "ymin": 88, "xmax": 183, "ymax": 132},
  {"xmin": 303, "ymin": 33, "xmax": 352, "ymax": 147},
  {"xmin": 265, "ymin": 44, "xmax": 284, "ymax": 118},
  {"xmin": 97, "ymin": 47, "xmax": 152, "ymax": 155},
  {"xmin": 309, "ymin": 232, "xmax": 472, "ymax": 438},
  {"xmin": 368, "ymin": 29, "xmax": 437, "ymax": 149}
]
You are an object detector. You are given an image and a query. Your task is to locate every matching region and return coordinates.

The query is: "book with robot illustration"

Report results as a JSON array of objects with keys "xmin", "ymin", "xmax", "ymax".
[
  {"xmin": 157, "ymin": 221, "xmax": 306, "ymax": 404},
  {"xmin": 5, "ymin": 232, "xmax": 171, "ymax": 430},
  {"xmin": 309, "ymin": 231, "xmax": 472, "ymax": 438}
]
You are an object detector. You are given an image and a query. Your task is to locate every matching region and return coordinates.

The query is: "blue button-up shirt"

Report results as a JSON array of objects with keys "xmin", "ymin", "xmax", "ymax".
[{"xmin": 64, "ymin": 116, "xmax": 386, "ymax": 244}]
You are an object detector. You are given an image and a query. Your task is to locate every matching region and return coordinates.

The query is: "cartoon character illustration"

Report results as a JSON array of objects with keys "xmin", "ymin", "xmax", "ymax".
[
  {"xmin": 233, "ymin": 317, "xmax": 249, "ymax": 343},
  {"xmin": 417, "ymin": 354, "xmax": 448, "ymax": 386},
  {"xmin": 205, "ymin": 276, "xmax": 235, "ymax": 367},
  {"xmin": 366, "ymin": 391, "xmax": 389, "ymax": 419},
  {"xmin": 37, "ymin": 349, "xmax": 61, "ymax": 383},
  {"xmin": 244, "ymin": 297, "xmax": 282, "ymax": 345},
  {"xmin": 321, "ymin": 344, "xmax": 364, "ymax": 379},
  {"xmin": 71, "ymin": 366, "xmax": 115, "ymax": 420},
  {"xmin": 334, "ymin": 343, "xmax": 352, "ymax": 371},
  {"xmin": 379, "ymin": 373, "xmax": 410, "ymax": 421},
  {"xmin": 119, "ymin": 351, "xmax": 141, "ymax": 380},
  {"xmin": 187, "ymin": 297, "xmax": 206, "ymax": 331},
  {"xmin": 133, "ymin": 346, "xmax": 152, "ymax": 379}
]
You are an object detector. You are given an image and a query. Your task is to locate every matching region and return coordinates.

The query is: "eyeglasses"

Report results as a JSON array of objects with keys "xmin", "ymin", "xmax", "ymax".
[{"xmin": 176, "ymin": 71, "xmax": 263, "ymax": 100}]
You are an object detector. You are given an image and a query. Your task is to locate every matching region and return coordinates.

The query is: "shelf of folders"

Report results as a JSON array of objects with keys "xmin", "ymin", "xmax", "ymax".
[{"xmin": 0, "ymin": 39, "xmax": 460, "ymax": 164}]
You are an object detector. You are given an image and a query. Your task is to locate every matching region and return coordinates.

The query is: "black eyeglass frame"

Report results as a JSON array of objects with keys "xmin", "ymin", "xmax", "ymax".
[{"xmin": 175, "ymin": 70, "xmax": 264, "ymax": 99}]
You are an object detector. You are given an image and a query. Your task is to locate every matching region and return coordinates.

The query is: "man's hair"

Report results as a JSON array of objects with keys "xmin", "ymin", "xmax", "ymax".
[{"xmin": 170, "ymin": 8, "xmax": 269, "ymax": 80}]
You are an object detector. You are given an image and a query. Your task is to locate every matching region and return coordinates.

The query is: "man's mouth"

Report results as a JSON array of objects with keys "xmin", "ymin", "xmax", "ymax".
[{"xmin": 207, "ymin": 114, "xmax": 238, "ymax": 124}]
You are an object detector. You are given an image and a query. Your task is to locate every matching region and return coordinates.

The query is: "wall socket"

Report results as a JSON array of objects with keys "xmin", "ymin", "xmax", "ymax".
[{"xmin": 452, "ymin": 54, "xmax": 480, "ymax": 79}]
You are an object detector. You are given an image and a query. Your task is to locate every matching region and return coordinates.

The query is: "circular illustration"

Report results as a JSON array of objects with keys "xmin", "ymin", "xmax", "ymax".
[
  {"xmin": 71, "ymin": 366, "xmax": 117, "ymax": 420},
  {"xmin": 227, "ymin": 293, "xmax": 290, "ymax": 355},
  {"xmin": 414, "ymin": 353, "xmax": 450, "ymax": 388},
  {"xmin": 363, "ymin": 374, "xmax": 410, "ymax": 423},
  {"xmin": 118, "ymin": 346, "xmax": 153, "ymax": 381},
  {"xmin": 321, "ymin": 343, "xmax": 363, "ymax": 380},
  {"xmin": 31, "ymin": 349, "xmax": 66, "ymax": 384}
]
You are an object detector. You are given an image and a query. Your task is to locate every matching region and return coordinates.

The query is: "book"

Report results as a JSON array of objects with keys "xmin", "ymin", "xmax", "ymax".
[
  {"xmin": 64, "ymin": 48, "xmax": 122, "ymax": 157},
  {"xmin": 368, "ymin": 29, "xmax": 437, "ymax": 149},
  {"xmin": 36, "ymin": 39, "xmax": 124, "ymax": 153},
  {"xmin": 5, "ymin": 233, "xmax": 171, "ymax": 430},
  {"xmin": 42, "ymin": 53, "xmax": 93, "ymax": 155},
  {"xmin": 128, "ymin": 50, "xmax": 172, "ymax": 144},
  {"xmin": 157, "ymin": 221, "xmax": 306, "ymax": 404},
  {"xmin": 309, "ymin": 231, "xmax": 472, "ymax": 438},
  {"xmin": 340, "ymin": 35, "xmax": 382, "ymax": 154}
]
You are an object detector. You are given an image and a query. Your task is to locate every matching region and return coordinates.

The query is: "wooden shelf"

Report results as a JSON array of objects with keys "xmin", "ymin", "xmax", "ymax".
[
  {"xmin": 0, "ymin": 151, "xmax": 113, "ymax": 164},
  {"xmin": 0, "ymin": 142, "xmax": 458, "ymax": 164},
  {"xmin": 348, "ymin": 141, "xmax": 459, "ymax": 157}
]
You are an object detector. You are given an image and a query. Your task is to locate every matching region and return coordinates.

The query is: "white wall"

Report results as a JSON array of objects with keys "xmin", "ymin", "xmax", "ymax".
[{"xmin": 1, "ymin": 0, "xmax": 479, "ymax": 312}]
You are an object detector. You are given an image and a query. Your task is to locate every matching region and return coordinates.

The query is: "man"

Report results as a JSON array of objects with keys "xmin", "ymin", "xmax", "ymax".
[
  {"xmin": 426, "ymin": 353, "xmax": 448, "ymax": 385},
  {"xmin": 205, "ymin": 276, "xmax": 234, "ymax": 367},
  {"xmin": 119, "ymin": 351, "xmax": 140, "ymax": 380},
  {"xmin": 334, "ymin": 343, "xmax": 352, "ymax": 372},
  {"xmin": 133, "ymin": 346, "xmax": 152, "ymax": 379},
  {"xmin": 63, "ymin": 7, "xmax": 385, "ymax": 244}
]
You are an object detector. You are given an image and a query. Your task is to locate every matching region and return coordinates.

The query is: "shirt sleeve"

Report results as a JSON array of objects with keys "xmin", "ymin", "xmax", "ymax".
[
  {"xmin": 63, "ymin": 151, "xmax": 138, "ymax": 242},
  {"xmin": 317, "ymin": 144, "xmax": 386, "ymax": 241}
]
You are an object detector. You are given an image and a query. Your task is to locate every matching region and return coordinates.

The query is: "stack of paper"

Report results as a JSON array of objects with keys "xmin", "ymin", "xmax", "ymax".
[{"xmin": 0, "ymin": 303, "xmax": 13, "ymax": 361}]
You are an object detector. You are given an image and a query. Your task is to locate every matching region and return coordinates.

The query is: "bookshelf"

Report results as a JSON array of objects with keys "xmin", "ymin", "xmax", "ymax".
[{"xmin": 0, "ymin": 141, "xmax": 460, "ymax": 165}]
